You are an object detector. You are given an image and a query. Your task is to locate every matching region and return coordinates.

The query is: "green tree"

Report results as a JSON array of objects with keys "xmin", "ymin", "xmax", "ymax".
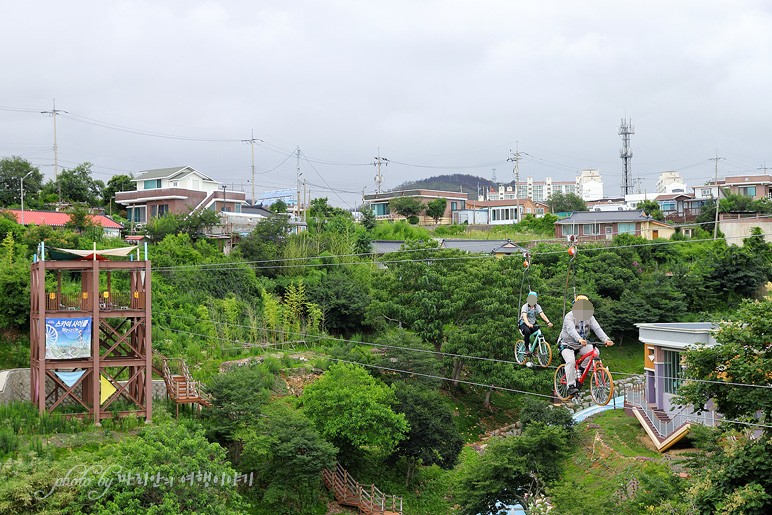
[
  {"xmin": 308, "ymin": 269, "xmax": 371, "ymax": 336},
  {"xmin": 359, "ymin": 205, "xmax": 377, "ymax": 231},
  {"xmin": 547, "ymin": 192, "xmax": 587, "ymax": 213},
  {"xmin": 687, "ymin": 436, "xmax": 772, "ymax": 515},
  {"xmin": 238, "ymin": 402, "xmax": 336, "ymax": 514},
  {"xmin": 515, "ymin": 213, "xmax": 559, "ymax": 236},
  {"xmin": 203, "ymin": 363, "xmax": 275, "ymax": 445},
  {"xmin": 55, "ymin": 162, "xmax": 103, "ymax": 205},
  {"xmin": 102, "ymin": 174, "xmax": 135, "ymax": 213},
  {"xmin": 389, "ymin": 196, "xmax": 425, "ymax": 220},
  {"xmin": 426, "ymin": 198, "xmax": 447, "ymax": 224},
  {"xmin": 235, "ymin": 215, "xmax": 292, "ymax": 278},
  {"xmin": 0, "ymin": 157, "xmax": 45, "ymax": 208},
  {"xmin": 64, "ymin": 203, "xmax": 96, "ymax": 234},
  {"xmin": 638, "ymin": 199, "xmax": 664, "ymax": 220},
  {"xmin": 81, "ymin": 423, "xmax": 246, "ymax": 514},
  {"xmin": 369, "ymin": 241, "xmax": 465, "ymax": 353},
  {"xmin": 390, "ymin": 383, "xmax": 463, "ymax": 486},
  {"xmin": 270, "ymin": 199, "xmax": 288, "ymax": 213},
  {"xmin": 456, "ymin": 425, "xmax": 570, "ymax": 515},
  {"xmin": 705, "ymin": 239, "xmax": 772, "ymax": 299},
  {"xmin": 300, "ymin": 363, "xmax": 408, "ymax": 463},
  {"xmin": 0, "ymin": 233, "xmax": 30, "ymax": 329},
  {"xmin": 677, "ymin": 298, "xmax": 772, "ymax": 428},
  {"xmin": 145, "ymin": 209, "xmax": 221, "ymax": 241}
]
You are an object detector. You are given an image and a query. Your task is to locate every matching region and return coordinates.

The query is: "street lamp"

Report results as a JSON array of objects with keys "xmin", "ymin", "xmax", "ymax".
[{"xmin": 20, "ymin": 171, "xmax": 34, "ymax": 225}]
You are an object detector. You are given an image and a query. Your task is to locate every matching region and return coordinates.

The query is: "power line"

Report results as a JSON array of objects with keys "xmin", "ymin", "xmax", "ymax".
[
  {"xmin": 157, "ymin": 314, "xmax": 772, "ymax": 390},
  {"xmin": 300, "ymin": 149, "xmax": 353, "ymax": 209},
  {"xmin": 154, "ymin": 324, "xmax": 772, "ymax": 429},
  {"xmin": 151, "ymin": 231, "xmax": 772, "ymax": 272}
]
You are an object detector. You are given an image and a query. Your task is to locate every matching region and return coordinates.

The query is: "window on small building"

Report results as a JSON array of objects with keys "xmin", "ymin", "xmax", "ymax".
[
  {"xmin": 537, "ymin": 208, "xmax": 544, "ymax": 215},
  {"xmin": 660, "ymin": 201, "xmax": 676, "ymax": 211},
  {"xmin": 158, "ymin": 204, "xmax": 169, "ymax": 216},
  {"xmin": 663, "ymin": 349, "xmax": 683, "ymax": 394},
  {"xmin": 143, "ymin": 179, "xmax": 162, "ymax": 189},
  {"xmin": 582, "ymin": 223, "xmax": 598, "ymax": 235},
  {"xmin": 618, "ymin": 222, "xmax": 636, "ymax": 234},
  {"xmin": 450, "ymin": 201, "xmax": 458, "ymax": 211},
  {"xmin": 738, "ymin": 186, "xmax": 756, "ymax": 197},
  {"xmin": 562, "ymin": 224, "xmax": 576, "ymax": 236}
]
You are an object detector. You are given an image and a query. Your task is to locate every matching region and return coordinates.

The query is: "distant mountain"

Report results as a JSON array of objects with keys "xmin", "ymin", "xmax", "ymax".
[{"xmin": 392, "ymin": 174, "xmax": 511, "ymax": 195}]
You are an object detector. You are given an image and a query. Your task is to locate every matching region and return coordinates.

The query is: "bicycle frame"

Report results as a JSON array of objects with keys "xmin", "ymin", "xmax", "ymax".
[{"xmin": 575, "ymin": 345, "xmax": 601, "ymax": 384}]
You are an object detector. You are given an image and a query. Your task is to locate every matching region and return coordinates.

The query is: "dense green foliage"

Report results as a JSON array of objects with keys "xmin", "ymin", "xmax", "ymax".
[
  {"xmin": 0, "ymin": 157, "xmax": 45, "ymax": 209},
  {"xmin": 1, "ymin": 179, "xmax": 771, "ymax": 513},
  {"xmin": 547, "ymin": 191, "xmax": 587, "ymax": 213},
  {"xmin": 301, "ymin": 363, "xmax": 408, "ymax": 463},
  {"xmin": 238, "ymin": 401, "xmax": 336, "ymax": 514},
  {"xmin": 389, "ymin": 196, "xmax": 425, "ymax": 219},
  {"xmin": 456, "ymin": 424, "xmax": 570, "ymax": 514},
  {"xmin": 426, "ymin": 198, "xmax": 447, "ymax": 223}
]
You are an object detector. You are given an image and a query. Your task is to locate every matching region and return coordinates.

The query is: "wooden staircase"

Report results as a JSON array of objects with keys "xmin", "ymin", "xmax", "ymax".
[
  {"xmin": 323, "ymin": 463, "xmax": 402, "ymax": 515},
  {"xmin": 159, "ymin": 355, "xmax": 212, "ymax": 416}
]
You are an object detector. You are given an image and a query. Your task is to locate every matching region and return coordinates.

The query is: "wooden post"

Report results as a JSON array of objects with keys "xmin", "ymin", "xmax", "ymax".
[
  {"xmin": 144, "ymin": 261, "xmax": 152, "ymax": 422},
  {"xmin": 92, "ymin": 260, "xmax": 100, "ymax": 425},
  {"xmin": 37, "ymin": 261, "xmax": 46, "ymax": 415}
]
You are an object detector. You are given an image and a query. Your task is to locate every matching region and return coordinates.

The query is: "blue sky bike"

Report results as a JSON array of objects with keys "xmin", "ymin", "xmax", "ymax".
[{"xmin": 514, "ymin": 324, "xmax": 552, "ymax": 368}]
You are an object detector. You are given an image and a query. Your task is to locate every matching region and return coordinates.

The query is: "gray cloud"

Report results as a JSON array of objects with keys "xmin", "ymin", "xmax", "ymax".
[{"xmin": 2, "ymin": 1, "xmax": 771, "ymax": 206}]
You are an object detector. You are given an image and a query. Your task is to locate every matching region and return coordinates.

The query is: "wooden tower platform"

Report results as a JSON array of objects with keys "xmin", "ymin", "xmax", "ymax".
[{"xmin": 29, "ymin": 246, "xmax": 152, "ymax": 424}]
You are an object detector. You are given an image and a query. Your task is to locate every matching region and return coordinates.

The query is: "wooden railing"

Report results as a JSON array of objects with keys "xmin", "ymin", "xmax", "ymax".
[
  {"xmin": 322, "ymin": 462, "xmax": 402, "ymax": 515},
  {"xmin": 160, "ymin": 356, "xmax": 212, "ymax": 411},
  {"xmin": 46, "ymin": 291, "xmax": 145, "ymax": 311}
]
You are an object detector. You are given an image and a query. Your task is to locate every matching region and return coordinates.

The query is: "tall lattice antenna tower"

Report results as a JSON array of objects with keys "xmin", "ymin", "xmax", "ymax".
[
  {"xmin": 619, "ymin": 118, "xmax": 634, "ymax": 196},
  {"xmin": 491, "ymin": 168, "xmax": 497, "ymax": 184}
]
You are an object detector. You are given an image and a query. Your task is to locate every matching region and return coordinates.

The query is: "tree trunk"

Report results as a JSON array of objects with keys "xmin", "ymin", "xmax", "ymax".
[
  {"xmin": 484, "ymin": 386, "xmax": 493, "ymax": 410},
  {"xmin": 405, "ymin": 458, "xmax": 415, "ymax": 488},
  {"xmin": 452, "ymin": 359, "xmax": 462, "ymax": 385}
]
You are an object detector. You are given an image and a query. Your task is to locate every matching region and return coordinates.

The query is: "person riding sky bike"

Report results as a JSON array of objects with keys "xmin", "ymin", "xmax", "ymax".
[
  {"xmin": 558, "ymin": 294, "xmax": 613, "ymax": 397},
  {"xmin": 519, "ymin": 291, "xmax": 553, "ymax": 355}
]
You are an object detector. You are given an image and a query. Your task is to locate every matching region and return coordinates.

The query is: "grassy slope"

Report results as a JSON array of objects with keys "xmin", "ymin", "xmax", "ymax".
[{"xmin": 548, "ymin": 409, "xmax": 669, "ymax": 514}]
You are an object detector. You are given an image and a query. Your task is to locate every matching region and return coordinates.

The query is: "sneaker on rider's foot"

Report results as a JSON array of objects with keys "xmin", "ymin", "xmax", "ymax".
[{"xmin": 567, "ymin": 385, "xmax": 579, "ymax": 397}]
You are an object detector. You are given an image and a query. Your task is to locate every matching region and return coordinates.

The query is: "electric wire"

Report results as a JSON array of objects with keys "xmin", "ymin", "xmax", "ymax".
[
  {"xmin": 156, "ymin": 313, "xmax": 772, "ymax": 390},
  {"xmin": 154, "ymin": 324, "xmax": 772, "ymax": 429},
  {"xmin": 150, "ymin": 231, "xmax": 772, "ymax": 272}
]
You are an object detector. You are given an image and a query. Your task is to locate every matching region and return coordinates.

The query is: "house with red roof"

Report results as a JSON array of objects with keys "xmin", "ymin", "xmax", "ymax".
[{"xmin": 4, "ymin": 209, "xmax": 123, "ymax": 238}]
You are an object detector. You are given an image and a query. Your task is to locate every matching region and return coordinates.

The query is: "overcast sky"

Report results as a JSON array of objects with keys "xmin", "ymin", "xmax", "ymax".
[{"xmin": 2, "ymin": 1, "xmax": 771, "ymax": 207}]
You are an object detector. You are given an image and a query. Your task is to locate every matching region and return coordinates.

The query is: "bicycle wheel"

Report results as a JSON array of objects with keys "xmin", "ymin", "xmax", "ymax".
[
  {"xmin": 514, "ymin": 340, "xmax": 527, "ymax": 365},
  {"xmin": 590, "ymin": 364, "xmax": 614, "ymax": 406},
  {"xmin": 536, "ymin": 339, "xmax": 552, "ymax": 367},
  {"xmin": 554, "ymin": 364, "xmax": 570, "ymax": 400}
]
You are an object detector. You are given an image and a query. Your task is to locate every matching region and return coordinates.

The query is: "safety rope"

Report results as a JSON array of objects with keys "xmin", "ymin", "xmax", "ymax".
[{"xmin": 562, "ymin": 239, "xmax": 578, "ymax": 320}]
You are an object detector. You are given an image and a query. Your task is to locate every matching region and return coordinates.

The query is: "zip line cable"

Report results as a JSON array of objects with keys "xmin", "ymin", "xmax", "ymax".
[
  {"xmin": 154, "ymin": 324, "xmax": 772, "ymax": 429},
  {"xmin": 155, "ymin": 313, "xmax": 772, "ymax": 390}
]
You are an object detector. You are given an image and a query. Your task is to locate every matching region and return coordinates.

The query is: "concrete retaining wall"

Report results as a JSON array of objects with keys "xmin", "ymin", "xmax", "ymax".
[{"xmin": 0, "ymin": 368, "xmax": 168, "ymax": 406}]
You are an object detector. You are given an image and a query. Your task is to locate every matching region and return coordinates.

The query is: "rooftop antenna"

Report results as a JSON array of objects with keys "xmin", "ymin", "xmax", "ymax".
[{"xmin": 619, "ymin": 118, "xmax": 634, "ymax": 196}]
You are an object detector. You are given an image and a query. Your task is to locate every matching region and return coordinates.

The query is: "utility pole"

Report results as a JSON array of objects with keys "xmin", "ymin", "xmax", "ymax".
[
  {"xmin": 20, "ymin": 170, "xmax": 34, "ymax": 225},
  {"xmin": 507, "ymin": 142, "xmax": 521, "ymax": 221},
  {"xmin": 242, "ymin": 130, "xmax": 261, "ymax": 205},
  {"xmin": 296, "ymin": 146, "xmax": 302, "ymax": 220},
  {"xmin": 373, "ymin": 148, "xmax": 389, "ymax": 194},
  {"xmin": 41, "ymin": 99, "xmax": 67, "ymax": 200},
  {"xmin": 710, "ymin": 151, "xmax": 725, "ymax": 240}
]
